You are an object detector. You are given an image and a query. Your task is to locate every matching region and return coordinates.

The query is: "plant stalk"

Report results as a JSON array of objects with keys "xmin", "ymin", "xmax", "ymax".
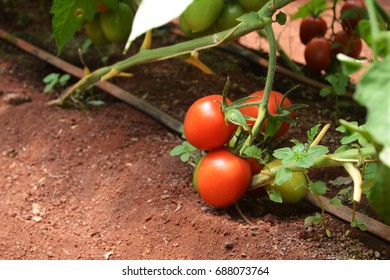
[{"xmin": 49, "ymin": 0, "xmax": 295, "ymax": 106}]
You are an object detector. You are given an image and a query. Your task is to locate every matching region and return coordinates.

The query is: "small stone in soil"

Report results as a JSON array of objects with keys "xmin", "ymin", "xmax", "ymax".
[{"xmin": 3, "ymin": 93, "xmax": 31, "ymax": 105}]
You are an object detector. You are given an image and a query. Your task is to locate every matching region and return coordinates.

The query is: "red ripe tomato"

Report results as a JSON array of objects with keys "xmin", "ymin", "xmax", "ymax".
[
  {"xmin": 247, "ymin": 158, "xmax": 262, "ymax": 175},
  {"xmin": 332, "ymin": 30, "xmax": 362, "ymax": 58},
  {"xmin": 340, "ymin": 0, "xmax": 366, "ymax": 31},
  {"xmin": 304, "ymin": 37, "xmax": 332, "ymax": 71},
  {"xmin": 299, "ymin": 16, "xmax": 327, "ymax": 45},
  {"xmin": 184, "ymin": 95, "xmax": 237, "ymax": 150},
  {"xmin": 239, "ymin": 90, "xmax": 293, "ymax": 138},
  {"xmin": 196, "ymin": 148, "xmax": 251, "ymax": 208}
]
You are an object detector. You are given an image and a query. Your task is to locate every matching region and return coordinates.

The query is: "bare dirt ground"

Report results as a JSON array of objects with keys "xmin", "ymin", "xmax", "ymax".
[{"xmin": 0, "ymin": 1, "xmax": 389, "ymax": 260}]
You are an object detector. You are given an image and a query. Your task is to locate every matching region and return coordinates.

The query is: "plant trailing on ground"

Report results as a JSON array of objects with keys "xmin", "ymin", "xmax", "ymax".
[{"xmin": 48, "ymin": 0, "xmax": 390, "ymax": 231}]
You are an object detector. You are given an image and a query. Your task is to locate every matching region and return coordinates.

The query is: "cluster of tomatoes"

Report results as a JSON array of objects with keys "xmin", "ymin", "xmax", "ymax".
[
  {"xmin": 85, "ymin": 0, "xmax": 136, "ymax": 45},
  {"xmin": 302, "ymin": 0, "xmax": 366, "ymax": 72},
  {"xmin": 180, "ymin": 0, "xmax": 268, "ymax": 37},
  {"xmin": 183, "ymin": 90, "xmax": 307, "ymax": 208}
]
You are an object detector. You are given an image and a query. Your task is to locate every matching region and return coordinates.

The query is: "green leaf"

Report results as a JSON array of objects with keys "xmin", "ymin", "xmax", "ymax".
[
  {"xmin": 367, "ymin": 163, "xmax": 390, "ymax": 224},
  {"xmin": 326, "ymin": 228, "xmax": 331, "ymax": 237},
  {"xmin": 355, "ymin": 58, "xmax": 390, "ymax": 150},
  {"xmin": 307, "ymin": 145, "xmax": 328, "ymax": 159},
  {"xmin": 363, "ymin": 163, "xmax": 377, "ymax": 181},
  {"xmin": 243, "ymin": 145, "xmax": 262, "ymax": 159},
  {"xmin": 307, "ymin": 124, "xmax": 321, "ymax": 143},
  {"xmin": 329, "ymin": 197, "xmax": 342, "ymax": 206},
  {"xmin": 225, "ymin": 109, "xmax": 251, "ymax": 131},
  {"xmin": 309, "ymin": 181, "xmax": 327, "ymax": 196},
  {"xmin": 291, "ymin": 0, "xmax": 327, "ymax": 19},
  {"xmin": 351, "ymin": 219, "xmax": 367, "ymax": 231},
  {"xmin": 275, "ymin": 11, "xmax": 287, "ymax": 25},
  {"xmin": 324, "ymin": 72, "xmax": 349, "ymax": 96},
  {"xmin": 51, "ymin": 0, "xmax": 97, "ymax": 54},
  {"xmin": 319, "ymin": 87, "xmax": 332, "ymax": 97},
  {"xmin": 313, "ymin": 212, "xmax": 322, "ymax": 225},
  {"xmin": 274, "ymin": 167, "xmax": 292, "ymax": 186},
  {"xmin": 180, "ymin": 153, "xmax": 191, "ymax": 162},
  {"xmin": 304, "ymin": 216, "xmax": 314, "ymax": 225},
  {"xmin": 264, "ymin": 116, "xmax": 281, "ymax": 138},
  {"xmin": 170, "ymin": 145, "xmax": 185, "ymax": 156},
  {"xmin": 273, "ymin": 147, "xmax": 293, "ymax": 160},
  {"xmin": 268, "ymin": 188, "xmax": 283, "ymax": 203}
]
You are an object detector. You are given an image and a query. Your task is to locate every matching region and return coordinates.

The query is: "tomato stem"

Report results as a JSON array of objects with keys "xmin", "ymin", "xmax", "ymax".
[{"xmin": 239, "ymin": 22, "xmax": 277, "ymax": 155}]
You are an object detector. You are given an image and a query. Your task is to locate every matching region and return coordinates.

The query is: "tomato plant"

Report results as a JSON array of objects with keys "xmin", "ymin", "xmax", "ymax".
[
  {"xmin": 239, "ymin": 90, "xmax": 293, "ymax": 138},
  {"xmin": 184, "ymin": 95, "xmax": 237, "ymax": 151},
  {"xmin": 340, "ymin": 0, "xmax": 366, "ymax": 31},
  {"xmin": 299, "ymin": 16, "xmax": 327, "ymax": 45},
  {"xmin": 100, "ymin": 2, "xmax": 134, "ymax": 43},
  {"xmin": 238, "ymin": 0, "xmax": 268, "ymax": 12},
  {"xmin": 196, "ymin": 148, "xmax": 251, "ymax": 208},
  {"xmin": 304, "ymin": 37, "xmax": 332, "ymax": 71},
  {"xmin": 332, "ymin": 30, "xmax": 362, "ymax": 58},
  {"xmin": 183, "ymin": 0, "xmax": 224, "ymax": 33},
  {"xmin": 264, "ymin": 159, "xmax": 307, "ymax": 203}
]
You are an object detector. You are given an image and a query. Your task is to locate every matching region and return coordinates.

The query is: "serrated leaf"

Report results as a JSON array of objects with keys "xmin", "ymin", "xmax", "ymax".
[
  {"xmin": 291, "ymin": 0, "xmax": 327, "ymax": 19},
  {"xmin": 304, "ymin": 216, "xmax": 313, "ymax": 225},
  {"xmin": 313, "ymin": 212, "xmax": 322, "ymax": 225},
  {"xmin": 307, "ymin": 124, "xmax": 321, "ymax": 143},
  {"xmin": 324, "ymin": 72, "xmax": 349, "ymax": 96},
  {"xmin": 307, "ymin": 145, "xmax": 328, "ymax": 158},
  {"xmin": 125, "ymin": 0, "xmax": 193, "ymax": 52},
  {"xmin": 309, "ymin": 181, "xmax": 327, "ymax": 196},
  {"xmin": 355, "ymin": 58, "xmax": 390, "ymax": 148},
  {"xmin": 351, "ymin": 219, "xmax": 367, "ymax": 231},
  {"xmin": 329, "ymin": 197, "xmax": 342, "ymax": 206},
  {"xmin": 274, "ymin": 167, "xmax": 292, "ymax": 186},
  {"xmin": 180, "ymin": 153, "xmax": 191, "ymax": 162},
  {"xmin": 268, "ymin": 188, "xmax": 282, "ymax": 203},
  {"xmin": 169, "ymin": 145, "xmax": 185, "ymax": 156},
  {"xmin": 243, "ymin": 145, "xmax": 262, "ymax": 159},
  {"xmin": 51, "ymin": 0, "xmax": 97, "ymax": 54},
  {"xmin": 273, "ymin": 147, "xmax": 293, "ymax": 159}
]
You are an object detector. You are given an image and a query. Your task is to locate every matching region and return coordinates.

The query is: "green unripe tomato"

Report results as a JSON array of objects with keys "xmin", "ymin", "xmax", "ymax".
[
  {"xmin": 238, "ymin": 0, "xmax": 268, "ymax": 12},
  {"xmin": 100, "ymin": 2, "xmax": 134, "ymax": 43},
  {"xmin": 214, "ymin": 1, "xmax": 246, "ymax": 32},
  {"xmin": 183, "ymin": 0, "xmax": 224, "ymax": 33},
  {"xmin": 85, "ymin": 14, "xmax": 110, "ymax": 45},
  {"xmin": 265, "ymin": 159, "xmax": 308, "ymax": 203}
]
